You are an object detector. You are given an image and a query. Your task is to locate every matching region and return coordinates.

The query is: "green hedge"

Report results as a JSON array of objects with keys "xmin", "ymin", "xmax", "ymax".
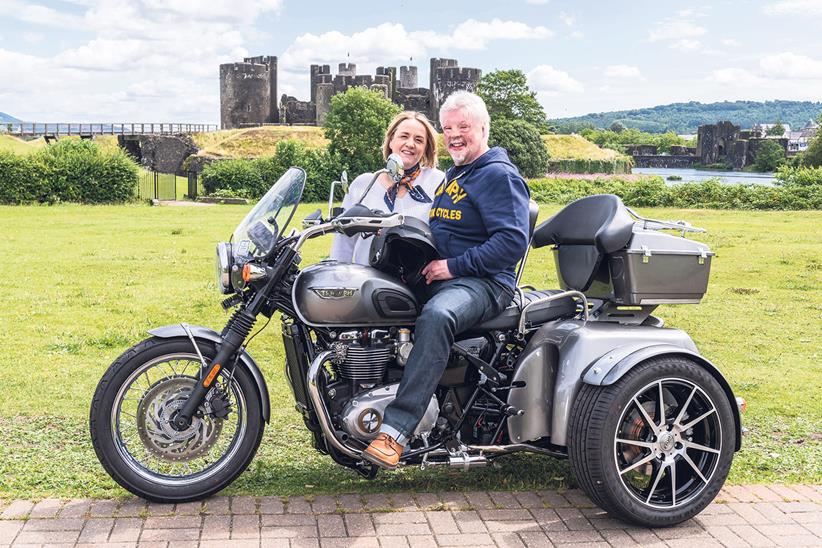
[
  {"xmin": 201, "ymin": 139, "xmax": 346, "ymax": 202},
  {"xmin": 545, "ymin": 157, "xmax": 633, "ymax": 174},
  {"xmin": 529, "ymin": 176, "xmax": 822, "ymax": 210},
  {"xmin": 0, "ymin": 140, "xmax": 138, "ymax": 204}
]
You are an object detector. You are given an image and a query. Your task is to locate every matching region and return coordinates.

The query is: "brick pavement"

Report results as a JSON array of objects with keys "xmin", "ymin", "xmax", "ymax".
[{"xmin": 0, "ymin": 484, "xmax": 819, "ymax": 547}]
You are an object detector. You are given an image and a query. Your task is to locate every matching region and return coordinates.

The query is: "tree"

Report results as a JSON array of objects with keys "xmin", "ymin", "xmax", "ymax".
[
  {"xmin": 610, "ymin": 121, "xmax": 625, "ymax": 133},
  {"xmin": 489, "ymin": 118, "xmax": 549, "ymax": 178},
  {"xmin": 476, "ymin": 70, "xmax": 550, "ymax": 132},
  {"xmin": 766, "ymin": 121, "xmax": 785, "ymax": 136},
  {"xmin": 753, "ymin": 140, "xmax": 786, "ymax": 172},
  {"xmin": 323, "ymin": 87, "xmax": 400, "ymax": 176}
]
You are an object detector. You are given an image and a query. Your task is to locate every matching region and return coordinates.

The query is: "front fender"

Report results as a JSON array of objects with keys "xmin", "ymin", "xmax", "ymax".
[
  {"xmin": 583, "ymin": 344, "xmax": 742, "ymax": 451},
  {"xmin": 148, "ymin": 324, "xmax": 271, "ymax": 423}
]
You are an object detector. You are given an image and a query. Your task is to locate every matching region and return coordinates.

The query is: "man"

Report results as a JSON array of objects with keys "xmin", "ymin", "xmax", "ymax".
[{"xmin": 362, "ymin": 91, "xmax": 531, "ymax": 469}]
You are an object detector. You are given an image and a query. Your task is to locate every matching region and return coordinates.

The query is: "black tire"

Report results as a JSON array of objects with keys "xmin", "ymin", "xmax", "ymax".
[
  {"xmin": 90, "ymin": 337, "xmax": 265, "ymax": 502},
  {"xmin": 568, "ymin": 356, "xmax": 735, "ymax": 527}
]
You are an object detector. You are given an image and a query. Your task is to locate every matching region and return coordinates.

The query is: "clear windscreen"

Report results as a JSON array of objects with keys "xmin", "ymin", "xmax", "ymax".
[{"xmin": 231, "ymin": 167, "xmax": 306, "ymax": 258}]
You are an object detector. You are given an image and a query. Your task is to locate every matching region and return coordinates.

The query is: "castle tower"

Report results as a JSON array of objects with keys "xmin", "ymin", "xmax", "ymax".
[
  {"xmin": 428, "ymin": 58, "xmax": 481, "ymax": 125},
  {"xmin": 315, "ymin": 82, "xmax": 334, "ymax": 125},
  {"xmin": 376, "ymin": 66, "xmax": 397, "ymax": 101},
  {"xmin": 399, "ymin": 66, "xmax": 418, "ymax": 89},
  {"xmin": 219, "ymin": 56, "xmax": 278, "ymax": 129},
  {"xmin": 310, "ymin": 64, "xmax": 331, "ymax": 104},
  {"xmin": 338, "ymin": 63, "xmax": 357, "ymax": 77}
]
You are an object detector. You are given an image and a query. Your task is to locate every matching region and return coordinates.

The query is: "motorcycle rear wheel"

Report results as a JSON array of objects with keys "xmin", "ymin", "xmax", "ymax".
[
  {"xmin": 89, "ymin": 337, "xmax": 265, "ymax": 502},
  {"xmin": 568, "ymin": 356, "xmax": 735, "ymax": 527}
]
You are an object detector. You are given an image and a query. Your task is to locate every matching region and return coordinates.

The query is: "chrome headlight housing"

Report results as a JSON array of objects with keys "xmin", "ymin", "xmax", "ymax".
[{"xmin": 215, "ymin": 242, "xmax": 233, "ymax": 294}]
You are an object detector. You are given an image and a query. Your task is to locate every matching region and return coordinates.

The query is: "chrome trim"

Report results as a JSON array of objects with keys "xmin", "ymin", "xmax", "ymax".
[
  {"xmin": 294, "ymin": 214, "xmax": 405, "ymax": 251},
  {"xmin": 516, "ymin": 290, "xmax": 589, "ymax": 337},
  {"xmin": 179, "ymin": 322, "xmax": 207, "ymax": 372},
  {"xmin": 306, "ymin": 351, "xmax": 361, "ymax": 459}
]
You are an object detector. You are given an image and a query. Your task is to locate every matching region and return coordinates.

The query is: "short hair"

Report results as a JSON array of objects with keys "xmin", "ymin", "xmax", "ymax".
[
  {"xmin": 382, "ymin": 111, "xmax": 438, "ymax": 168},
  {"xmin": 438, "ymin": 91, "xmax": 491, "ymax": 137}
]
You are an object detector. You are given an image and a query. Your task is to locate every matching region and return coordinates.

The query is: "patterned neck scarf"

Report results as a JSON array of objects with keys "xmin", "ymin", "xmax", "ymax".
[{"xmin": 383, "ymin": 164, "xmax": 432, "ymax": 212}]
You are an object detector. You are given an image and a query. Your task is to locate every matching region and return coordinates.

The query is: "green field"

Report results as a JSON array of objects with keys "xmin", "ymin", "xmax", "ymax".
[{"xmin": 0, "ymin": 203, "xmax": 819, "ymax": 499}]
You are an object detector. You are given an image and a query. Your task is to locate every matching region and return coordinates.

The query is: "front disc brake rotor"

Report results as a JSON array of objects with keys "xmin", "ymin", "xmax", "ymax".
[{"xmin": 136, "ymin": 376, "xmax": 223, "ymax": 462}]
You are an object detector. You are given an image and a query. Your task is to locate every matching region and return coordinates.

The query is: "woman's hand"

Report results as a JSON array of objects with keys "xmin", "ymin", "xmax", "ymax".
[{"xmin": 421, "ymin": 259, "xmax": 454, "ymax": 284}]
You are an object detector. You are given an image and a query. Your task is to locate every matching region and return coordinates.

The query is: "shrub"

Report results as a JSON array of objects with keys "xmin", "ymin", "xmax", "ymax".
[
  {"xmin": 0, "ymin": 139, "xmax": 137, "ymax": 204},
  {"xmin": 528, "ymin": 176, "xmax": 822, "ymax": 210},
  {"xmin": 201, "ymin": 158, "xmax": 265, "ymax": 198},
  {"xmin": 774, "ymin": 165, "xmax": 822, "ymax": 187},
  {"xmin": 753, "ymin": 140, "xmax": 786, "ymax": 172},
  {"xmin": 545, "ymin": 157, "xmax": 633, "ymax": 174},
  {"xmin": 489, "ymin": 118, "xmax": 549, "ymax": 178},
  {"xmin": 324, "ymin": 87, "xmax": 400, "ymax": 177}
]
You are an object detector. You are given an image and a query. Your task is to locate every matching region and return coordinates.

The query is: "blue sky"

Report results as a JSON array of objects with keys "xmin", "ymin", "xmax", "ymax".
[{"xmin": 2, "ymin": 0, "xmax": 821, "ymax": 123}]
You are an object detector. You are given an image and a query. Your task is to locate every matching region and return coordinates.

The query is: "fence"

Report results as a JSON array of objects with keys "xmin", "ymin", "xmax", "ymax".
[{"xmin": 2, "ymin": 123, "xmax": 218, "ymax": 138}]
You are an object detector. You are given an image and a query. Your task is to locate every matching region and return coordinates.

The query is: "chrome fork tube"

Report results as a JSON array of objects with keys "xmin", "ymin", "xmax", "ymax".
[{"xmin": 306, "ymin": 351, "xmax": 361, "ymax": 459}]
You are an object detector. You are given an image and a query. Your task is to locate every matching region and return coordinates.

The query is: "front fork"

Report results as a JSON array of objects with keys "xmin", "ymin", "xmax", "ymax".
[{"xmin": 172, "ymin": 308, "xmax": 257, "ymax": 430}]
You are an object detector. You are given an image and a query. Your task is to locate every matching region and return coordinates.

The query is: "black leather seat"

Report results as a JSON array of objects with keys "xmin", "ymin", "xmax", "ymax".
[{"xmin": 473, "ymin": 289, "xmax": 576, "ymax": 331}]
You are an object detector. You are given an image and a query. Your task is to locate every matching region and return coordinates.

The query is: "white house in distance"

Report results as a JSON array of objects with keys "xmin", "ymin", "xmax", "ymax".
[{"xmin": 787, "ymin": 119, "xmax": 820, "ymax": 153}]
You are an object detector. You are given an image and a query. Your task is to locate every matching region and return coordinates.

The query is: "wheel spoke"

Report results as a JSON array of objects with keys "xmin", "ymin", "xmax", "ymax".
[
  {"xmin": 681, "ymin": 452, "xmax": 709, "ymax": 484},
  {"xmin": 633, "ymin": 397, "xmax": 659, "ymax": 434},
  {"xmin": 616, "ymin": 438, "xmax": 656, "ymax": 449},
  {"xmin": 684, "ymin": 440, "xmax": 720, "ymax": 455},
  {"xmin": 673, "ymin": 386, "xmax": 697, "ymax": 428},
  {"xmin": 645, "ymin": 462, "xmax": 667, "ymax": 504},
  {"xmin": 670, "ymin": 460, "xmax": 677, "ymax": 506},
  {"xmin": 657, "ymin": 381, "xmax": 666, "ymax": 428},
  {"xmin": 681, "ymin": 408, "xmax": 716, "ymax": 431},
  {"xmin": 620, "ymin": 451, "xmax": 656, "ymax": 476}
]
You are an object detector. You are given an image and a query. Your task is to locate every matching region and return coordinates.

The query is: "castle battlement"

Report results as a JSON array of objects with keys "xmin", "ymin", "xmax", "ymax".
[{"xmin": 220, "ymin": 55, "xmax": 481, "ymax": 129}]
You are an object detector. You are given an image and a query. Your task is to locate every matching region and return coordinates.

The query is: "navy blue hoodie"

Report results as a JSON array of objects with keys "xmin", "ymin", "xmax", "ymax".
[{"xmin": 428, "ymin": 147, "xmax": 531, "ymax": 291}]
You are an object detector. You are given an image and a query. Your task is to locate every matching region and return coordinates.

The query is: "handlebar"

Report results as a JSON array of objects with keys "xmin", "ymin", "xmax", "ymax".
[{"xmin": 293, "ymin": 213, "xmax": 405, "ymax": 251}]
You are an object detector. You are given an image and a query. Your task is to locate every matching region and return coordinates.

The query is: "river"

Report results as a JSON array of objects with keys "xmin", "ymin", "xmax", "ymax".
[{"xmin": 632, "ymin": 167, "xmax": 776, "ymax": 185}]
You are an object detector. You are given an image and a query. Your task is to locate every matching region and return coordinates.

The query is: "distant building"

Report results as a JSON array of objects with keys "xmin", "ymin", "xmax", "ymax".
[{"xmin": 787, "ymin": 119, "xmax": 819, "ymax": 154}]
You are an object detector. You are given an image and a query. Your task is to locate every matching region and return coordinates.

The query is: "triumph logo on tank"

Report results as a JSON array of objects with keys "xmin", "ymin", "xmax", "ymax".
[{"xmin": 310, "ymin": 287, "xmax": 358, "ymax": 299}]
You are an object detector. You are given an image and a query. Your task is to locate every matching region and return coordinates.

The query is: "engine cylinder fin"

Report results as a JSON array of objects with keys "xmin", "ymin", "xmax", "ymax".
[{"xmin": 339, "ymin": 345, "xmax": 393, "ymax": 383}]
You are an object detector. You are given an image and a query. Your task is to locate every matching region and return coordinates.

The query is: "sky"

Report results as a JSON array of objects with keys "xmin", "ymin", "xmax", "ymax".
[{"xmin": 1, "ymin": 0, "xmax": 822, "ymax": 123}]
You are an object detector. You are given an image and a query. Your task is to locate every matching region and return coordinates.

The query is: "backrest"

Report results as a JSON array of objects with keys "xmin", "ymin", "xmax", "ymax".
[
  {"xmin": 532, "ymin": 195, "xmax": 635, "ymax": 292},
  {"xmin": 528, "ymin": 199, "xmax": 539, "ymax": 239}
]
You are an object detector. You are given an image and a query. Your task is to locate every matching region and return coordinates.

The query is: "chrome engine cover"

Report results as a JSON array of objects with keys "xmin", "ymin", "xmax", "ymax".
[{"xmin": 340, "ymin": 382, "xmax": 438, "ymax": 441}]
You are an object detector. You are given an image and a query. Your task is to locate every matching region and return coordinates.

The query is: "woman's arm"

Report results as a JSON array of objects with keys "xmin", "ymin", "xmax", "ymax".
[{"xmin": 328, "ymin": 174, "xmax": 369, "ymax": 262}]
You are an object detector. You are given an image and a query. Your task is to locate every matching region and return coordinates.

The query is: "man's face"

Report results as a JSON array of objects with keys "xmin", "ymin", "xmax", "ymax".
[{"xmin": 441, "ymin": 108, "xmax": 486, "ymax": 166}]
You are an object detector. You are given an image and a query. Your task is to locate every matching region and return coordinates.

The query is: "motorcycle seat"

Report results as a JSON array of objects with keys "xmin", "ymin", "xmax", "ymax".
[{"xmin": 472, "ymin": 289, "xmax": 576, "ymax": 331}]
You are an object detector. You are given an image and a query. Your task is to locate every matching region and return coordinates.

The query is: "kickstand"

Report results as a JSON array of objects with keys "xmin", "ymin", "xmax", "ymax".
[{"xmin": 355, "ymin": 461, "xmax": 379, "ymax": 479}]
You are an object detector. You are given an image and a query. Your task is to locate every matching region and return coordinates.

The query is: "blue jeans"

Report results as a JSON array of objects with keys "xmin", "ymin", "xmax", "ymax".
[{"xmin": 380, "ymin": 277, "xmax": 512, "ymax": 444}]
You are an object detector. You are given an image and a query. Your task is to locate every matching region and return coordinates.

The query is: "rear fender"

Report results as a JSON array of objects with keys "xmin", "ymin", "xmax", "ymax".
[
  {"xmin": 583, "ymin": 344, "xmax": 742, "ymax": 451},
  {"xmin": 148, "ymin": 324, "xmax": 271, "ymax": 423}
]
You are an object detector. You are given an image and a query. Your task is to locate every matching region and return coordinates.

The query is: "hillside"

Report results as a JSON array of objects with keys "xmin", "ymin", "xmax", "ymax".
[
  {"xmin": 0, "ymin": 135, "xmax": 45, "ymax": 155},
  {"xmin": 192, "ymin": 126, "xmax": 329, "ymax": 157},
  {"xmin": 553, "ymin": 100, "xmax": 822, "ymax": 134},
  {"xmin": 0, "ymin": 112, "xmax": 22, "ymax": 124},
  {"xmin": 542, "ymin": 134, "xmax": 621, "ymax": 160}
]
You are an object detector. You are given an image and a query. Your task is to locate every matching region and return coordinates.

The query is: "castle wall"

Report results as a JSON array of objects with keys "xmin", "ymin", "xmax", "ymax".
[
  {"xmin": 219, "ymin": 56, "xmax": 278, "ymax": 129},
  {"xmin": 399, "ymin": 66, "xmax": 418, "ymax": 89}
]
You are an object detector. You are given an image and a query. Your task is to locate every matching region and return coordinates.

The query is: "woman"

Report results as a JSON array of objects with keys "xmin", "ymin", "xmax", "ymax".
[{"xmin": 330, "ymin": 111, "xmax": 444, "ymax": 264}]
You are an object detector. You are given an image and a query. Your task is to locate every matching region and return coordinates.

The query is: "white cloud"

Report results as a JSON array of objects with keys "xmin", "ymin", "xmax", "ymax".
[
  {"xmin": 759, "ymin": 52, "xmax": 822, "ymax": 78},
  {"xmin": 672, "ymin": 39, "xmax": 702, "ymax": 51},
  {"xmin": 764, "ymin": 0, "xmax": 822, "ymax": 15},
  {"xmin": 708, "ymin": 68, "xmax": 762, "ymax": 86},
  {"xmin": 527, "ymin": 64, "xmax": 584, "ymax": 95},
  {"xmin": 721, "ymin": 38, "xmax": 741, "ymax": 47},
  {"xmin": 570, "ymin": 30, "xmax": 584, "ymax": 39},
  {"xmin": 559, "ymin": 12, "xmax": 575, "ymax": 27},
  {"xmin": 525, "ymin": 0, "xmax": 549, "ymax": 4},
  {"xmin": 648, "ymin": 19, "xmax": 706, "ymax": 45},
  {"xmin": 420, "ymin": 19, "xmax": 553, "ymax": 50},
  {"xmin": 605, "ymin": 65, "xmax": 644, "ymax": 79}
]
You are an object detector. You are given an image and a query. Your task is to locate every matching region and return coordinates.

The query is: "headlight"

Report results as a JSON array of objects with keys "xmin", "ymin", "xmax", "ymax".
[{"xmin": 215, "ymin": 242, "xmax": 233, "ymax": 294}]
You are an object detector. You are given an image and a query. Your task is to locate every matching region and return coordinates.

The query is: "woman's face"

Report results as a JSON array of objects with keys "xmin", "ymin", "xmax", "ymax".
[{"xmin": 389, "ymin": 118, "xmax": 427, "ymax": 169}]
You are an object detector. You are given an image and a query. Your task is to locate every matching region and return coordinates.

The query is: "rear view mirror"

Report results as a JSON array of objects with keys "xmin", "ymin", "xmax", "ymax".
[
  {"xmin": 385, "ymin": 153, "xmax": 403, "ymax": 182},
  {"xmin": 303, "ymin": 208, "xmax": 323, "ymax": 227},
  {"xmin": 340, "ymin": 171, "xmax": 349, "ymax": 194}
]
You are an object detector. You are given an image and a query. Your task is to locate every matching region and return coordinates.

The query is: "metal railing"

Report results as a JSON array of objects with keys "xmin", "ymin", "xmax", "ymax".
[{"xmin": 2, "ymin": 123, "xmax": 218, "ymax": 138}]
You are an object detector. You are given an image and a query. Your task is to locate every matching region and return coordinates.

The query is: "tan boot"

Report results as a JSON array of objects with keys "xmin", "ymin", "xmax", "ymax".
[{"xmin": 362, "ymin": 433, "xmax": 403, "ymax": 470}]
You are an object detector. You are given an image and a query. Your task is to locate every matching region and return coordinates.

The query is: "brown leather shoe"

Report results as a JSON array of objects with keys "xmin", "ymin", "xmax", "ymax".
[{"xmin": 362, "ymin": 433, "xmax": 403, "ymax": 470}]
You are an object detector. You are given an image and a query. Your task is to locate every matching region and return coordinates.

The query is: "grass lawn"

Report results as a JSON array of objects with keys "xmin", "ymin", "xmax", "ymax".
[
  {"xmin": 542, "ymin": 134, "xmax": 622, "ymax": 160},
  {"xmin": 0, "ymin": 203, "xmax": 819, "ymax": 500}
]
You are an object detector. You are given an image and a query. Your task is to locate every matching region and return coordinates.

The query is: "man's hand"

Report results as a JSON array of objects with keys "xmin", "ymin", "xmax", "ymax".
[{"xmin": 421, "ymin": 259, "xmax": 454, "ymax": 284}]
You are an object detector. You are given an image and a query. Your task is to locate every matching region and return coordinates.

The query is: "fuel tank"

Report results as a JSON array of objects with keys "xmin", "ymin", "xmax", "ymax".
[{"xmin": 292, "ymin": 261, "xmax": 419, "ymax": 327}]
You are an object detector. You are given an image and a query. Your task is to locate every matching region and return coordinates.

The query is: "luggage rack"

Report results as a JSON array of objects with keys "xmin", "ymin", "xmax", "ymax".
[{"xmin": 625, "ymin": 207, "xmax": 707, "ymax": 237}]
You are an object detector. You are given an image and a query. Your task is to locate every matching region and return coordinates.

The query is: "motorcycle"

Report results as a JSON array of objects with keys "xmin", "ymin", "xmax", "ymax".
[{"xmin": 90, "ymin": 155, "xmax": 743, "ymax": 526}]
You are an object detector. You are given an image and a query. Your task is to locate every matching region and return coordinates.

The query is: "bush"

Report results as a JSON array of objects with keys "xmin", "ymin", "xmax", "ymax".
[
  {"xmin": 489, "ymin": 119, "xmax": 549, "ymax": 178},
  {"xmin": 545, "ymin": 157, "xmax": 633, "ymax": 174},
  {"xmin": 201, "ymin": 139, "xmax": 348, "ymax": 203},
  {"xmin": 774, "ymin": 165, "xmax": 822, "ymax": 187},
  {"xmin": 324, "ymin": 87, "xmax": 400, "ymax": 177},
  {"xmin": 528, "ymin": 176, "xmax": 822, "ymax": 210},
  {"xmin": 753, "ymin": 140, "xmax": 785, "ymax": 172},
  {"xmin": 0, "ymin": 139, "xmax": 137, "ymax": 204}
]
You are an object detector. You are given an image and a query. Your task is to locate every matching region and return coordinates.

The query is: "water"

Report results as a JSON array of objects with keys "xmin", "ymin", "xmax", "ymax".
[{"xmin": 632, "ymin": 167, "xmax": 775, "ymax": 186}]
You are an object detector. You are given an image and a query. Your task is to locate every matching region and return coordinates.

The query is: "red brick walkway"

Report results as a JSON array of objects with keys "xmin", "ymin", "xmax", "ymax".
[{"xmin": 0, "ymin": 485, "xmax": 820, "ymax": 547}]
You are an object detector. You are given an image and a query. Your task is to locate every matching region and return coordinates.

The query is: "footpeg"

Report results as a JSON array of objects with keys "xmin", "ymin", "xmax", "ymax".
[{"xmin": 502, "ymin": 405, "xmax": 524, "ymax": 417}]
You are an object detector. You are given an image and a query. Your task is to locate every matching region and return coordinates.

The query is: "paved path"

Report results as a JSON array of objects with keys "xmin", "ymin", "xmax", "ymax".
[{"xmin": 0, "ymin": 485, "xmax": 820, "ymax": 547}]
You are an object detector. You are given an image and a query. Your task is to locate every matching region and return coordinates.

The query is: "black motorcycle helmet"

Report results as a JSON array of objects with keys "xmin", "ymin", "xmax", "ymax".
[{"xmin": 369, "ymin": 216, "xmax": 439, "ymax": 286}]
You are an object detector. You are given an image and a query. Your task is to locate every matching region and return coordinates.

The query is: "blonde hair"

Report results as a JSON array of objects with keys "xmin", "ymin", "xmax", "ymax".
[{"xmin": 382, "ymin": 111, "xmax": 438, "ymax": 168}]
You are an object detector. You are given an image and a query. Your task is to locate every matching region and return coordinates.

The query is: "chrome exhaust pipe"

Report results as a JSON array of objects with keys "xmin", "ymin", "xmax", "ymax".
[{"xmin": 306, "ymin": 350, "xmax": 361, "ymax": 459}]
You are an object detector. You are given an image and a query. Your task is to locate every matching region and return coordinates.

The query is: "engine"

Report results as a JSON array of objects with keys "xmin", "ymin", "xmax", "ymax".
[{"xmin": 325, "ymin": 328, "xmax": 438, "ymax": 443}]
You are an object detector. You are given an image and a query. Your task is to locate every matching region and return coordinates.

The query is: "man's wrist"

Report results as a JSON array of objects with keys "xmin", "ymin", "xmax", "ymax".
[{"xmin": 446, "ymin": 257, "xmax": 461, "ymax": 277}]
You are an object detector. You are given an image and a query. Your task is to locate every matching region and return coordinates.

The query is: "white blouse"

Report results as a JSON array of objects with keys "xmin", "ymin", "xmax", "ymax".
[{"xmin": 329, "ymin": 166, "xmax": 444, "ymax": 265}]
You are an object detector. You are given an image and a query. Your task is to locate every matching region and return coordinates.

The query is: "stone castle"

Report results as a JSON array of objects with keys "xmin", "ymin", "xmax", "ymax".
[{"xmin": 219, "ymin": 56, "xmax": 481, "ymax": 129}]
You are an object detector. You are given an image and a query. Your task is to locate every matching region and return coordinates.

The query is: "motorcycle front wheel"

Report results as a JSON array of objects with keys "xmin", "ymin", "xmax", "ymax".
[
  {"xmin": 90, "ymin": 337, "xmax": 265, "ymax": 502},
  {"xmin": 568, "ymin": 356, "xmax": 735, "ymax": 527}
]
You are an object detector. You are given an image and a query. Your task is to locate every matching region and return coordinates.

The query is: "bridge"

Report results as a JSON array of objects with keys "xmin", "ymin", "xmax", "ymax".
[{"xmin": 1, "ymin": 122, "xmax": 219, "ymax": 139}]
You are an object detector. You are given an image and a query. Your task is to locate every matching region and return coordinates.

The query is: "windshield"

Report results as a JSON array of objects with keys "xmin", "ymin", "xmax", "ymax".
[{"xmin": 232, "ymin": 167, "xmax": 305, "ymax": 258}]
